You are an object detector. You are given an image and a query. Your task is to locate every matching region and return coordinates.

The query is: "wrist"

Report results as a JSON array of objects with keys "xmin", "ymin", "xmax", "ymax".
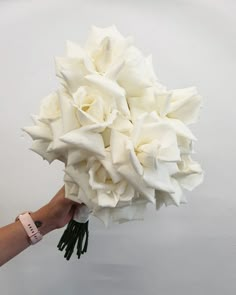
[
  {"xmin": 31, "ymin": 206, "xmax": 56, "ymax": 236},
  {"xmin": 15, "ymin": 212, "xmax": 43, "ymax": 245}
]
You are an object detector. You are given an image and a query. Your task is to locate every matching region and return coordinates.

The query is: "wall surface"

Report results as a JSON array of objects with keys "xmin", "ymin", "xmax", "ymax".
[{"xmin": 0, "ymin": 0, "xmax": 235, "ymax": 294}]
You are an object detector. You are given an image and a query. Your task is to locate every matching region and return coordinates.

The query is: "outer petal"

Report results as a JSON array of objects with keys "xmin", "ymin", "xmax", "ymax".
[
  {"xmin": 64, "ymin": 164, "xmax": 96, "ymax": 207},
  {"xmin": 143, "ymin": 163, "xmax": 175, "ymax": 193},
  {"xmin": 23, "ymin": 124, "xmax": 52, "ymax": 141},
  {"xmin": 177, "ymin": 136, "xmax": 193, "ymax": 154},
  {"xmin": 155, "ymin": 178, "xmax": 183, "ymax": 207},
  {"xmin": 85, "ymin": 25, "xmax": 126, "ymax": 52},
  {"xmin": 168, "ymin": 87, "xmax": 202, "ymax": 125},
  {"xmin": 64, "ymin": 174, "xmax": 80, "ymax": 202},
  {"xmin": 114, "ymin": 199, "xmax": 147, "ymax": 223},
  {"xmin": 47, "ymin": 118, "xmax": 68, "ymax": 152},
  {"xmin": 30, "ymin": 140, "xmax": 59, "ymax": 163},
  {"xmin": 39, "ymin": 92, "xmax": 61, "ymax": 120},
  {"xmin": 164, "ymin": 117, "xmax": 196, "ymax": 140},
  {"xmin": 176, "ymin": 155, "xmax": 204, "ymax": 190},
  {"xmin": 117, "ymin": 46, "xmax": 152, "ymax": 97},
  {"xmin": 93, "ymin": 199, "xmax": 147, "ymax": 226},
  {"xmin": 55, "ymin": 57, "xmax": 90, "ymax": 92},
  {"xmin": 60, "ymin": 128, "xmax": 105, "ymax": 157},
  {"xmin": 127, "ymin": 88, "xmax": 156, "ymax": 121}
]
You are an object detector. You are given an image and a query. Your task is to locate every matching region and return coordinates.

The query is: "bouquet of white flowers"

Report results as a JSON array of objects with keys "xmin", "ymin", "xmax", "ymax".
[{"xmin": 23, "ymin": 26, "xmax": 203, "ymax": 260}]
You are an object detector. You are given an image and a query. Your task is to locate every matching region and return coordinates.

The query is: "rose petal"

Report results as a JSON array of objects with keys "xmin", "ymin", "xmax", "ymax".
[
  {"xmin": 39, "ymin": 92, "xmax": 61, "ymax": 120},
  {"xmin": 117, "ymin": 46, "xmax": 152, "ymax": 97},
  {"xmin": 23, "ymin": 125, "xmax": 52, "ymax": 141},
  {"xmin": 97, "ymin": 191, "xmax": 119, "ymax": 208},
  {"xmin": 46, "ymin": 118, "xmax": 68, "ymax": 152},
  {"xmin": 143, "ymin": 163, "xmax": 174, "ymax": 193},
  {"xmin": 117, "ymin": 163, "xmax": 155, "ymax": 203},
  {"xmin": 155, "ymin": 178, "xmax": 183, "ymax": 207},
  {"xmin": 58, "ymin": 89, "xmax": 79, "ymax": 132},
  {"xmin": 168, "ymin": 87, "xmax": 202, "ymax": 124},
  {"xmin": 60, "ymin": 128, "xmax": 105, "ymax": 157},
  {"xmin": 30, "ymin": 140, "xmax": 58, "ymax": 163},
  {"xmin": 85, "ymin": 74, "xmax": 130, "ymax": 117},
  {"xmin": 176, "ymin": 155, "xmax": 204, "ymax": 190},
  {"xmin": 110, "ymin": 129, "xmax": 129, "ymax": 165},
  {"xmin": 164, "ymin": 117, "xmax": 196, "ymax": 140}
]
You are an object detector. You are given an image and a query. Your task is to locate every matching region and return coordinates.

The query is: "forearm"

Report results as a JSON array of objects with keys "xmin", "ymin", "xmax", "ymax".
[
  {"xmin": 0, "ymin": 220, "xmax": 30, "ymax": 266},
  {"xmin": 0, "ymin": 208, "xmax": 55, "ymax": 267}
]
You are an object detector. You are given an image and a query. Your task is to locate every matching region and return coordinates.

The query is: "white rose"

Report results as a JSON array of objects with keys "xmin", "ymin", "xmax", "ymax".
[
  {"xmin": 128, "ymin": 86, "xmax": 202, "ymax": 140},
  {"xmin": 155, "ymin": 154, "xmax": 203, "ymax": 209},
  {"xmin": 56, "ymin": 26, "xmax": 156, "ymax": 100},
  {"xmin": 110, "ymin": 112, "xmax": 181, "ymax": 204},
  {"xmin": 23, "ymin": 92, "xmax": 63, "ymax": 162},
  {"xmin": 64, "ymin": 151, "xmax": 141, "ymax": 226}
]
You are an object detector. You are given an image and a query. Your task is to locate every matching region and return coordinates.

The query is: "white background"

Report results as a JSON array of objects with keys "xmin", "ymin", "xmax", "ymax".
[{"xmin": 0, "ymin": 0, "xmax": 235, "ymax": 294}]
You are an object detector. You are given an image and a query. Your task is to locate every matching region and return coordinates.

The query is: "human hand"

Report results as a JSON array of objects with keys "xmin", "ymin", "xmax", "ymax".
[{"xmin": 31, "ymin": 186, "xmax": 80, "ymax": 235}]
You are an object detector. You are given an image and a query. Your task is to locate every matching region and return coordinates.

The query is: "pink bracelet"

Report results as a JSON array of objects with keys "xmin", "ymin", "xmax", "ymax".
[{"xmin": 16, "ymin": 212, "xmax": 43, "ymax": 245}]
